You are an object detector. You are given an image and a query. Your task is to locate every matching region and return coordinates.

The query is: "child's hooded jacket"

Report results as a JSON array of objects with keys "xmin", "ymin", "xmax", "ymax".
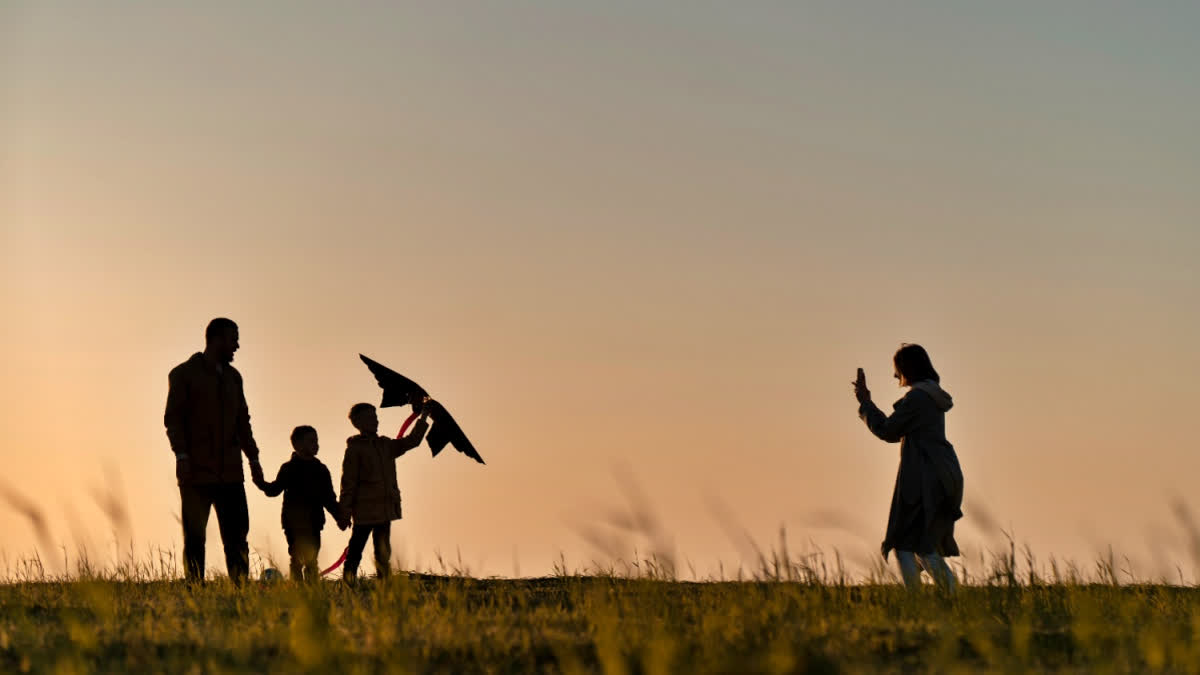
[{"xmin": 339, "ymin": 419, "xmax": 429, "ymax": 525}]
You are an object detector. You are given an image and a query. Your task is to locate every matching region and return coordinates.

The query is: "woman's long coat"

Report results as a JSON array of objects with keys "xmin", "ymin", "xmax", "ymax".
[{"xmin": 859, "ymin": 381, "xmax": 963, "ymax": 559}]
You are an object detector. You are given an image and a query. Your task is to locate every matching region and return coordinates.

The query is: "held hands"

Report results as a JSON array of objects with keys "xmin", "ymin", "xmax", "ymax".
[{"xmin": 852, "ymin": 367, "xmax": 871, "ymax": 404}]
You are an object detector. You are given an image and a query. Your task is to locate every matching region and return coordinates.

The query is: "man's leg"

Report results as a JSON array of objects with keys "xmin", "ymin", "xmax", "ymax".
[
  {"xmin": 179, "ymin": 484, "xmax": 213, "ymax": 582},
  {"xmin": 212, "ymin": 483, "xmax": 251, "ymax": 583},
  {"xmin": 343, "ymin": 523, "xmax": 373, "ymax": 581},
  {"xmin": 372, "ymin": 523, "xmax": 392, "ymax": 579}
]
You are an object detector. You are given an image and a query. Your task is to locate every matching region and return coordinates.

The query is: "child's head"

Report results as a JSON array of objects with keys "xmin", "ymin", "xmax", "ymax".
[
  {"xmin": 349, "ymin": 403, "xmax": 379, "ymax": 435},
  {"xmin": 291, "ymin": 425, "xmax": 319, "ymax": 457}
]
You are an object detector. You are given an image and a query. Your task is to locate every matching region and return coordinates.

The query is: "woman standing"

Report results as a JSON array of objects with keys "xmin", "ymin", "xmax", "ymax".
[{"xmin": 853, "ymin": 343, "xmax": 963, "ymax": 592}]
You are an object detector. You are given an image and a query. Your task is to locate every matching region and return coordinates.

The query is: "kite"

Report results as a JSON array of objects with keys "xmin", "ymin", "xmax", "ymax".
[{"xmin": 359, "ymin": 354, "xmax": 485, "ymax": 464}]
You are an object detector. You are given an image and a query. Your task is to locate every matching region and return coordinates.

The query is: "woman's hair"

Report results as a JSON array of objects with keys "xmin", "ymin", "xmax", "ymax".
[{"xmin": 893, "ymin": 343, "xmax": 940, "ymax": 384}]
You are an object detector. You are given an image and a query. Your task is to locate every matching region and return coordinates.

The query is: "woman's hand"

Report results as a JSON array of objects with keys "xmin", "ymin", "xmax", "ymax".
[{"xmin": 852, "ymin": 367, "xmax": 871, "ymax": 404}]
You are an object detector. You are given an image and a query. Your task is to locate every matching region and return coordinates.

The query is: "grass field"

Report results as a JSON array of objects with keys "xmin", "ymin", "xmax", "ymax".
[{"xmin": 3, "ymin": 556, "xmax": 1200, "ymax": 674}]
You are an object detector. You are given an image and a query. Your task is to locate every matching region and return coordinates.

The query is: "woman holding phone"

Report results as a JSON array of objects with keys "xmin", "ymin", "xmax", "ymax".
[{"xmin": 853, "ymin": 343, "xmax": 963, "ymax": 592}]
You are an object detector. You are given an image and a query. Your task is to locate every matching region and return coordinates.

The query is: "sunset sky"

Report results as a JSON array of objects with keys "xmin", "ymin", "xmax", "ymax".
[{"xmin": 3, "ymin": 2, "xmax": 1199, "ymax": 579}]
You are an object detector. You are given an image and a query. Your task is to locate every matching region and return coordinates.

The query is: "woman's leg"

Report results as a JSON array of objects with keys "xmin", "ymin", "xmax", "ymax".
[
  {"xmin": 920, "ymin": 552, "xmax": 957, "ymax": 593},
  {"xmin": 895, "ymin": 550, "xmax": 923, "ymax": 590}
]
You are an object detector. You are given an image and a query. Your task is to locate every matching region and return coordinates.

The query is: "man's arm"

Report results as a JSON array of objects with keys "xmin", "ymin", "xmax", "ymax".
[
  {"xmin": 164, "ymin": 367, "xmax": 189, "ymax": 459},
  {"xmin": 257, "ymin": 463, "xmax": 287, "ymax": 497},
  {"xmin": 165, "ymin": 367, "xmax": 192, "ymax": 484},
  {"xmin": 233, "ymin": 373, "xmax": 262, "ymax": 480}
]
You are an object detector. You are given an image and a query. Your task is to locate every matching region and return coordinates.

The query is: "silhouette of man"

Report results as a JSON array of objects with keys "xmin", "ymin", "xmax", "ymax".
[{"xmin": 165, "ymin": 318, "xmax": 264, "ymax": 583}]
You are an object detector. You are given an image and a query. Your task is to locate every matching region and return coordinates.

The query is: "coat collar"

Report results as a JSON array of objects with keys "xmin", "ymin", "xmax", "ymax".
[{"xmin": 188, "ymin": 351, "xmax": 235, "ymax": 376}]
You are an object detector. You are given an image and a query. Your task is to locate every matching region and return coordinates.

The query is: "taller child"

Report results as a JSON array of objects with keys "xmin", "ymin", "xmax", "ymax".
[{"xmin": 338, "ymin": 401, "xmax": 432, "ymax": 580}]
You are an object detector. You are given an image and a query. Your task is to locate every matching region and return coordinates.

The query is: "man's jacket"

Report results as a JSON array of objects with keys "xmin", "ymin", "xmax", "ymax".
[{"xmin": 165, "ymin": 352, "xmax": 260, "ymax": 484}]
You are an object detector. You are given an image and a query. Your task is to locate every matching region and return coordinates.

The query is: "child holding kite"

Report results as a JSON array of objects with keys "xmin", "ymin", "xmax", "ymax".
[{"xmin": 337, "ymin": 401, "xmax": 432, "ymax": 580}]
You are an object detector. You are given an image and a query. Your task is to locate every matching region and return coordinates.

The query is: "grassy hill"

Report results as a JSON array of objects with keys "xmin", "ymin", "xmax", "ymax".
[{"xmin": 2, "ymin": 571, "xmax": 1198, "ymax": 673}]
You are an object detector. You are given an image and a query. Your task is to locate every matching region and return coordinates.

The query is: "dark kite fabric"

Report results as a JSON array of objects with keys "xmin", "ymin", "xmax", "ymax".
[
  {"xmin": 424, "ymin": 400, "xmax": 484, "ymax": 464},
  {"xmin": 359, "ymin": 354, "xmax": 485, "ymax": 464}
]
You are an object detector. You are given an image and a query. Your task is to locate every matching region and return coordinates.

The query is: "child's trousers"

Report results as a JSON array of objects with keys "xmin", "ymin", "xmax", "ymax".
[
  {"xmin": 285, "ymin": 527, "xmax": 321, "ymax": 582},
  {"xmin": 344, "ymin": 523, "xmax": 391, "ymax": 579}
]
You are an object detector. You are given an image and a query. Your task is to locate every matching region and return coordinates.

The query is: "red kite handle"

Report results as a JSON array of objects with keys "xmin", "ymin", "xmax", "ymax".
[
  {"xmin": 396, "ymin": 410, "xmax": 420, "ymax": 438},
  {"xmin": 321, "ymin": 546, "xmax": 349, "ymax": 576}
]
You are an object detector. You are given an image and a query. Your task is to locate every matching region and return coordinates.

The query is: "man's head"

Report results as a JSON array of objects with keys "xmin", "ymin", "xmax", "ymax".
[
  {"xmin": 291, "ymin": 425, "xmax": 319, "ymax": 457},
  {"xmin": 349, "ymin": 403, "xmax": 378, "ymax": 435},
  {"xmin": 205, "ymin": 318, "xmax": 240, "ymax": 364}
]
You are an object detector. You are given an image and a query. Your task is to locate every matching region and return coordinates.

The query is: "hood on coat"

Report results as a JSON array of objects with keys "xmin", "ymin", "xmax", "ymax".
[{"xmin": 911, "ymin": 380, "xmax": 953, "ymax": 411}]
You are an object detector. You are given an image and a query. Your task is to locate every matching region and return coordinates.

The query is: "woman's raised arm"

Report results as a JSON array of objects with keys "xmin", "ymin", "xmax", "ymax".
[{"xmin": 859, "ymin": 394, "xmax": 920, "ymax": 443}]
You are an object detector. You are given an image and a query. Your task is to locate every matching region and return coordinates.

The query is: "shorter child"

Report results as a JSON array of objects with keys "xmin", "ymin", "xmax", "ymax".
[
  {"xmin": 254, "ymin": 425, "xmax": 344, "ymax": 582},
  {"xmin": 338, "ymin": 402, "xmax": 430, "ymax": 580}
]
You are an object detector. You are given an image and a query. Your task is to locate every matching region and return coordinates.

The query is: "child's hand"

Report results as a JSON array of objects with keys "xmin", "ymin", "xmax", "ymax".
[{"xmin": 337, "ymin": 515, "xmax": 351, "ymax": 531}]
